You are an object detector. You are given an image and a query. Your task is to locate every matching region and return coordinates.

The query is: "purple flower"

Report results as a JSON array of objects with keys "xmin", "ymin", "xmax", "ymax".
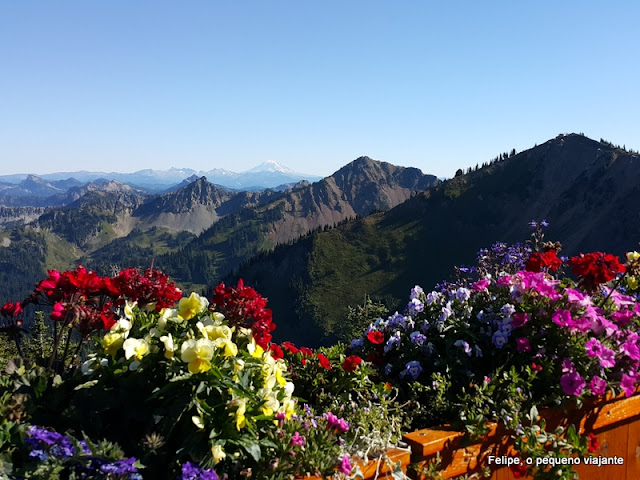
[
  {"xmin": 455, "ymin": 287, "xmax": 471, "ymax": 302},
  {"xmin": 25, "ymin": 426, "xmax": 76, "ymax": 460},
  {"xmin": 560, "ymin": 369, "xmax": 586, "ymax": 396},
  {"xmin": 589, "ymin": 376, "xmax": 607, "ymax": 395},
  {"xmin": 410, "ymin": 285, "xmax": 424, "ymax": 300},
  {"xmin": 453, "ymin": 339, "xmax": 472, "ymax": 356},
  {"xmin": 492, "ymin": 330, "xmax": 508, "ymax": 349},
  {"xmin": 405, "ymin": 360, "xmax": 423, "ymax": 380},
  {"xmin": 100, "ymin": 458, "xmax": 138, "ymax": 475},
  {"xmin": 407, "ymin": 298, "xmax": 424, "ymax": 315},
  {"xmin": 621, "ymin": 374, "xmax": 637, "ymax": 397},
  {"xmin": 426, "ymin": 291, "xmax": 442, "ymax": 305},
  {"xmin": 339, "ymin": 455, "xmax": 352, "ymax": 475},
  {"xmin": 180, "ymin": 462, "xmax": 219, "ymax": 480},
  {"xmin": 410, "ymin": 331, "xmax": 426, "ymax": 346}
]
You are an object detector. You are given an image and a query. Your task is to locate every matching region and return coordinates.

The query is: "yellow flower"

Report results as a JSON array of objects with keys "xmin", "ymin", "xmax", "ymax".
[
  {"xmin": 211, "ymin": 445, "xmax": 226, "ymax": 465},
  {"xmin": 214, "ymin": 337, "xmax": 238, "ymax": 357},
  {"xmin": 123, "ymin": 337, "xmax": 150, "ymax": 361},
  {"xmin": 197, "ymin": 319, "xmax": 233, "ymax": 342},
  {"xmin": 178, "ymin": 292, "xmax": 209, "ymax": 321},
  {"xmin": 110, "ymin": 319, "xmax": 131, "ymax": 336},
  {"xmin": 159, "ymin": 333, "xmax": 175, "ymax": 359},
  {"xmin": 627, "ymin": 276, "xmax": 639, "ymax": 291},
  {"xmin": 259, "ymin": 388, "xmax": 280, "ymax": 416},
  {"xmin": 102, "ymin": 332, "xmax": 125, "ymax": 357},
  {"xmin": 627, "ymin": 251, "xmax": 640, "ymax": 263},
  {"xmin": 181, "ymin": 338, "xmax": 214, "ymax": 374},
  {"xmin": 247, "ymin": 339, "xmax": 264, "ymax": 358},
  {"xmin": 229, "ymin": 397, "xmax": 247, "ymax": 431},
  {"xmin": 123, "ymin": 301, "xmax": 137, "ymax": 320}
]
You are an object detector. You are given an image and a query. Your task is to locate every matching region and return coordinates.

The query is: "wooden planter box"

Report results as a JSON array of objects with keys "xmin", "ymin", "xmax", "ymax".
[{"xmin": 402, "ymin": 391, "xmax": 640, "ymax": 479}]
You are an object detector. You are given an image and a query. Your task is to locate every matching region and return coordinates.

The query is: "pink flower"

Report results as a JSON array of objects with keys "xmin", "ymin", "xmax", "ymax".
[
  {"xmin": 336, "ymin": 418, "xmax": 349, "ymax": 433},
  {"xmin": 613, "ymin": 310, "xmax": 635, "ymax": 327},
  {"xmin": 623, "ymin": 340, "xmax": 640, "ymax": 361},
  {"xmin": 339, "ymin": 455, "xmax": 352, "ymax": 475},
  {"xmin": 565, "ymin": 288, "xmax": 592, "ymax": 307},
  {"xmin": 291, "ymin": 431, "xmax": 306, "ymax": 446},
  {"xmin": 552, "ymin": 310, "xmax": 573, "ymax": 328},
  {"xmin": 516, "ymin": 337, "xmax": 531, "ymax": 353},
  {"xmin": 472, "ymin": 279, "xmax": 490, "ymax": 292}
]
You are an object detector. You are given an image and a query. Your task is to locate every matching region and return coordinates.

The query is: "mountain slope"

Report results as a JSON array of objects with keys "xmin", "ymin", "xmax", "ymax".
[
  {"xmin": 230, "ymin": 134, "xmax": 640, "ymax": 346},
  {"xmin": 153, "ymin": 157, "xmax": 438, "ymax": 287}
]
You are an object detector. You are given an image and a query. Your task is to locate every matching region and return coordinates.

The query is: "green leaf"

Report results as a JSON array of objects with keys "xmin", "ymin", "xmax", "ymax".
[{"xmin": 242, "ymin": 441, "xmax": 262, "ymax": 462}]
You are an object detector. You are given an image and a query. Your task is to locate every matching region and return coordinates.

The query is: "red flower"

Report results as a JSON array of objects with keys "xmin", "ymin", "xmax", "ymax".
[
  {"xmin": 50, "ymin": 302, "xmax": 67, "ymax": 322},
  {"xmin": 509, "ymin": 461, "xmax": 527, "ymax": 479},
  {"xmin": 269, "ymin": 344, "xmax": 284, "ymax": 360},
  {"xmin": 281, "ymin": 341, "xmax": 300, "ymax": 355},
  {"xmin": 212, "ymin": 279, "xmax": 275, "ymax": 348},
  {"xmin": 300, "ymin": 347, "xmax": 314, "ymax": 357},
  {"xmin": 526, "ymin": 250, "xmax": 562, "ymax": 273},
  {"xmin": 342, "ymin": 355, "xmax": 362, "ymax": 372},
  {"xmin": 316, "ymin": 353, "xmax": 331, "ymax": 370},
  {"xmin": 531, "ymin": 362, "xmax": 543, "ymax": 372},
  {"xmin": 1, "ymin": 302, "xmax": 23, "ymax": 318},
  {"xmin": 587, "ymin": 433, "xmax": 599, "ymax": 453},
  {"xmin": 113, "ymin": 267, "xmax": 182, "ymax": 310},
  {"xmin": 568, "ymin": 252, "xmax": 625, "ymax": 291},
  {"xmin": 366, "ymin": 330, "xmax": 385, "ymax": 345}
]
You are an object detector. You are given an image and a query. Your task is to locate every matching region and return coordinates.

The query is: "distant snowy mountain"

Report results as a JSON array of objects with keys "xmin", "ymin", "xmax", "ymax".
[
  {"xmin": 244, "ymin": 161, "xmax": 296, "ymax": 174},
  {"xmin": 0, "ymin": 162, "xmax": 323, "ymax": 193}
]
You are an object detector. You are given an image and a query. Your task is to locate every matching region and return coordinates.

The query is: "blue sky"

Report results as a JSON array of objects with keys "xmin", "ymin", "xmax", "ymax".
[{"xmin": 1, "ymin": 1, "xmax": 638, "ymax": 178}]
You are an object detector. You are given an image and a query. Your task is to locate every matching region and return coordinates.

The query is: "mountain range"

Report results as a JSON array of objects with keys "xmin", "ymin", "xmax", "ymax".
[
  {"xmin": 0, "ymin": 161, "xmax": 323, "ymax": 201},
  {"xmin": 0, "ymin": 157, "xmax": 437, "ymax": 305}
]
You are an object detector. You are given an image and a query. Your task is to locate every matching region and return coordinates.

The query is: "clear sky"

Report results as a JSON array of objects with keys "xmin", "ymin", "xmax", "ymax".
[{"xmin": 1, "ymin": 1, "xmax": 639, "ymax": 178}]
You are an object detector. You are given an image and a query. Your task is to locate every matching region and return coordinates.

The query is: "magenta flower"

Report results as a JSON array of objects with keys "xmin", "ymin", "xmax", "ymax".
[
  {"xmin": 552, "ymin": 310, "xmax": 573, "ymax": 328},
  {"xmin": 561, "ymin": 369, "xmax": 586, "ymax": 396},
  {"xmin": 511, "ymin": 312, "xmax": 529, "ymax": 328},
  {"xmin": 623, "ymin": 340, "xmax": 640, "ymax": 361},
  {"xmin": 339, "ymin": 455, "xmax": 352, "ymax": 475},
  {"xmin": 560, "ymin": 360, "xmax": 586, "ymax": 396},
  {"xmin": 291, "ymin": 431, "xmax": 306, "ymax": 446},
  {"xmin": 336, "ymin": 418, "xmax": 349, "ymax": 433},
  {"xmin": 612, "ymin": 309, "xmax": 635, "ymax": 327},
  {"xmin": 589, "ymin": 376, "xmax": 607, "ymax": 395},
  {"xmin": 621, "ymin": 374, "xmax": 636, "ymax": 397},
  {"xmin": 516, "ymin": 337, "xmax": 531, "ymax": 353},
  {"xmin": 472, "ymin": 279, "xmax": 490, "ymax": 292}
]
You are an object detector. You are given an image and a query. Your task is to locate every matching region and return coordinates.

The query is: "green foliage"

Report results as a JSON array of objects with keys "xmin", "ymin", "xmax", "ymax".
[{"xmin": 343, "ymin": 295, "xmax": 389, "ymax": 344}]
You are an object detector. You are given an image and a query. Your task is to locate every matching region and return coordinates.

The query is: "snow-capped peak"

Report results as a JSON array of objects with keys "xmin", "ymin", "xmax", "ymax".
[{"xmin": 244, "ymin": 161, "xmax": 295, "ymax": 174}]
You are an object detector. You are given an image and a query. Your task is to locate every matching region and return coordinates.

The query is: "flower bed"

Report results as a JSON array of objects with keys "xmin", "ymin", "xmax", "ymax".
[{"xmin": 3, "ymin": 221, "xmax": 640, "ymax": 479}]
